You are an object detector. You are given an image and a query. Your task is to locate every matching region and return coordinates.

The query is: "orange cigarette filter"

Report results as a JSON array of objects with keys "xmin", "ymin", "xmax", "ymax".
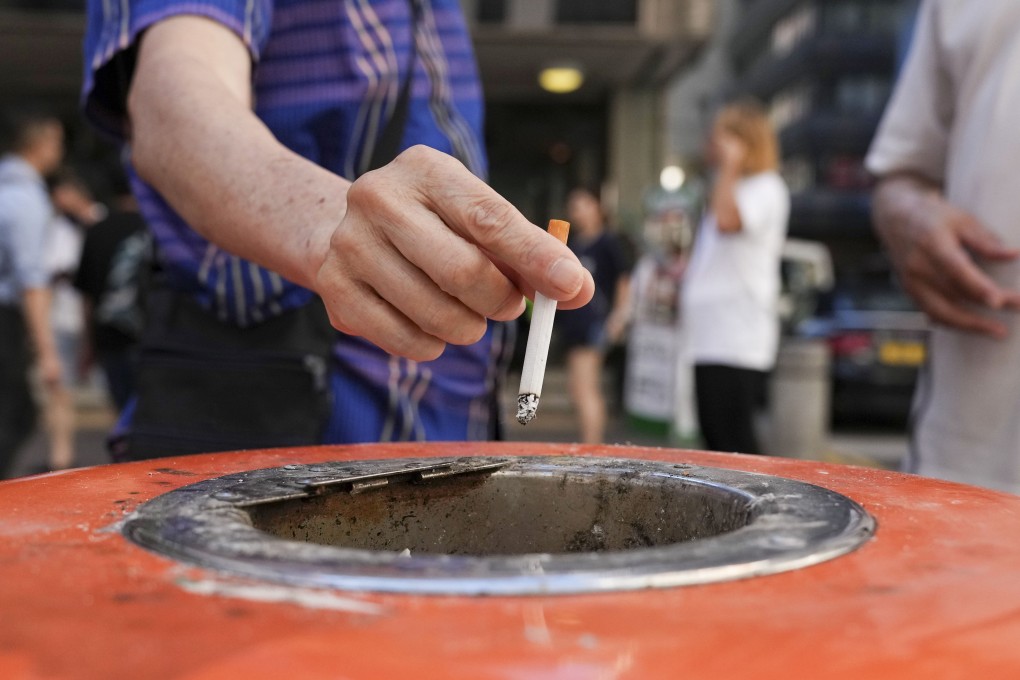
[{"xmin": 548, "ymin": 219, "xmax": 570, "ymax": 244}]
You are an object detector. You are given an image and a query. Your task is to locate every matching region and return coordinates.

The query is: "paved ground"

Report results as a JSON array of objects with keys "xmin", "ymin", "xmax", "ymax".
[
  {"xmin": 6, "ymin": 384, "xmax": 115, "ymax": 477},
  {"xmin": 5, "ymin": 374, "xmax": 908, "ymax": 479},
  {"xmin": 505, "ymin": 403, "xmax": 908, "ymax": 470}
]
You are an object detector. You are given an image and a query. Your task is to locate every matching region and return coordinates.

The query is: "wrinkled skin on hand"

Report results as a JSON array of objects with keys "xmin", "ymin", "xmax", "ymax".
[
  {"xmin": 873, "ymin": 175, "xmax": 1020, "ymax": 339},
  {"xmin": 316, "ymin": 146, "xmax": 595, "ymax": 360}
]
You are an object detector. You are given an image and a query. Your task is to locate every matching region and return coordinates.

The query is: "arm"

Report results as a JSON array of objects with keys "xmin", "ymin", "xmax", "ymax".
[
  {"xmin": 22, "ymin": 288, "xmax": 61, "ymax": 389},
  {"xmin": 710, "ymin": 134, "xmax": 746, "ymax": 234},
  {"xmin": 6, "ymin": 178, "xmax": 60, "ymax": 388},
  {"xmin": 128, "ymin": 16, "xmax": 593, "ymax": 361},
  {"xmin": 711, "ymin": 166, "xmax": 744, "ymax": 234},
  {"xmin": 605, "ymin": 274, "xmax": 632, "ymax": 344},
  {"xmin": 872, "ymin": 172, "xmax": 1020, "ymax": 338}
]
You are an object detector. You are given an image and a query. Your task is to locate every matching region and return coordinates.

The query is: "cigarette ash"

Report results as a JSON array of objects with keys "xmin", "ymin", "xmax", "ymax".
[{"xmin": 516, "ymin": 393, "xmax": 539, "ymax": 425}]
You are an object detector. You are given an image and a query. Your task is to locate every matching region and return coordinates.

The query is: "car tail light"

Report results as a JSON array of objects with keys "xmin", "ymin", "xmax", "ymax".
[{"xmin": 829, "ymin": 331, "xmax": 872, "ymax": 357}]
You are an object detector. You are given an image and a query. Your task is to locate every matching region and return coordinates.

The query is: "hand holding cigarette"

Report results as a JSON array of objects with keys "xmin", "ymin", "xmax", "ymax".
[
  {"xmin": 517, "ymin": 220, "xmax": 570, "ymax": 425},
  {"xmin": 315, "ymin": 146, "xmax": 595, "ymax": 361}
]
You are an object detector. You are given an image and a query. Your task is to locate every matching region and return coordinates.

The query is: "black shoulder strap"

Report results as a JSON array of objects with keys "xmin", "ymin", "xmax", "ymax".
[{"xmin": 366, "ymin": 0, "xmax": 420, "ymax": 174}]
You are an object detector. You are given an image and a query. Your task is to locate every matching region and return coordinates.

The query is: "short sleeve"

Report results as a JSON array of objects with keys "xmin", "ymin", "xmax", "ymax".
[
  {"xmin": 734, "ymin": 174, "xmax": 788, "ymax": 238},
  {"xmin": 865, "ymin": 1, "xmax": 953, "ymax": 182},
  {"xmin": 82, "ymin": 0, "xmax": 274, "ymax": 141},
  {"xmin": 3, "ymin": 187, "xmax": 52, "ymax": 291}
]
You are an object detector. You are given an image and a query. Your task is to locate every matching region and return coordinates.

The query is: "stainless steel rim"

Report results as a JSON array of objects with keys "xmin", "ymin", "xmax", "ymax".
[{"xmin": 123, "ymin": 456, "xmax": 876, "ymax": 596}]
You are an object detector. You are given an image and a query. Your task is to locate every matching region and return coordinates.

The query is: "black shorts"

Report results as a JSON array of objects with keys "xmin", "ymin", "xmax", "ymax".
[{"xmin": 559, "ymin": 319, "xmax": 607, "ymax": 352}]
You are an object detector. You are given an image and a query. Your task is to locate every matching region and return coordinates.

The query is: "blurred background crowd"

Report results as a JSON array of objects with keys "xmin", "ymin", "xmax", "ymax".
[{"xmin": 0, "ymin": 0, "xmax": 923, "ymax": 476}]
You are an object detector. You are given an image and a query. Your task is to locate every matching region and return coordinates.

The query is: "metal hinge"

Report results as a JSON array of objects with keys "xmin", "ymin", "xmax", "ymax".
[
  {"xmin": 302, "ymin": 458, "xmax": 512, "ymax": 495},
  {"xmin": 225, "ymin": 458, "xmax": 511, "ymax": 508}
]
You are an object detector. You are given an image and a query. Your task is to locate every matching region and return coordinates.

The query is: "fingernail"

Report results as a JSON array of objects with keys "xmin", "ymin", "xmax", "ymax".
[{"xmin": 549, "ymin": 257, "xmax": 583, "ymax": 296}]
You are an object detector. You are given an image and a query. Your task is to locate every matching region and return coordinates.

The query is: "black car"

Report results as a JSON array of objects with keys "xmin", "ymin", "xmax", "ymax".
[{"xmin": 803, "ymin": 275, "xmax": 928, "ymax": 426}]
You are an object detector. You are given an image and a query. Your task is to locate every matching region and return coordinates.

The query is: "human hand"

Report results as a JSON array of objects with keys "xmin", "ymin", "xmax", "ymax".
[
  {"xmin": 874, "ymin": 179, "xmax": 1020, "ymax": 338},
  {"xmin": 316, "ymin": 146, "xmax": 595, "ymax": 361},
  {"xmin": 605, "ymin": 311, "xmax": 628, "ymax": 345},
  {"xmin": 714, "ymin": 130, "xmax": 746, "ymax": 172},
  {"xmin": 38, "ymin": 350, "xmax": 62, "ymax": 392}
]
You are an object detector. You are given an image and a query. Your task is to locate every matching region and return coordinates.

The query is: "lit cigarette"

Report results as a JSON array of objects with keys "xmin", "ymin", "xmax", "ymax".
[{"xmin": 516, "ymin": 219, "xmax": 571, "ymax": 425}]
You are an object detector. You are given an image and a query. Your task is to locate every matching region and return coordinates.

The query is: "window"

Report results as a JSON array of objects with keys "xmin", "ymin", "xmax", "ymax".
[
  {"xmin": 823, "ymin": 156, "xmax": 873, "ymax": 191},
  {"xmin": 822, "ymin": 0, "xmax": 907, "ymax": 35},
  {"xmin": 835, "ymin": 75, "xmax": 891, "ymax": 116},
  {"xmin": 771, "ymin": 3, "xmax": 817, "ymax": 58},
  {"xmin": 556, "ymin": 0, "xmax": 638, "ymax": 25},
  {"xmin": 770, "ymin": 84, "xmax": 812, "ymax": 132},
  {"xmin": 783, "ymin": 156, "xmax": 815, "ymax": 193},
  {"xmin": 477, "ymin": 0, "xmax": 506, "ymax": 24}
]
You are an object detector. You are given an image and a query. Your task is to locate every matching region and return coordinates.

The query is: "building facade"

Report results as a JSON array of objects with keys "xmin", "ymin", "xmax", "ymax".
[
  {"xmin": 736, "ymin": 0, "xmax": 912, "ymax": 269},
  {"xmin": 0, "ymin": 0, "xmax": 714, "ymax": 230}
]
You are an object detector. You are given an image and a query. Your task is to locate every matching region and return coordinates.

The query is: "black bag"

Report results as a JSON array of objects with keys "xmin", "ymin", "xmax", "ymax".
[{"xmin": 123, "ymin": 288, "xmax": 335, "ymax": 459}]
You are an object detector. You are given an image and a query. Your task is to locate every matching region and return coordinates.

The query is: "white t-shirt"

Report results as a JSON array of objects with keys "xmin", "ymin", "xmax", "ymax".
[
  {"xmin": 682, "ymin": 171, "xmax": 790, "ymax": 371},
  {"xmin": 46, "ymin": 215, "xmax": 84, "ymax": 335},
  {"xmin": 866, "ymin": 0, "xmax": 1020, "ymax": 493}
]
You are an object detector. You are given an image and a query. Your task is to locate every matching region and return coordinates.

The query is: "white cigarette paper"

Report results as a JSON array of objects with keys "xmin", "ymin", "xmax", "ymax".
[
  {"xmin": 517, "ymin": 219, "xmax": 571, "ymax": 426},
  {"xmin": 516, "ymin": 289, "xmax": 558, "ymax": 425}
]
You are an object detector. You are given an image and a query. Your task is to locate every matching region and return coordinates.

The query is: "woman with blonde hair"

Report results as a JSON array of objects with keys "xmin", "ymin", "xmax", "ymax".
[{"xmin": 682, "ymin": 98, "xmax": 790, "ymax": 454}]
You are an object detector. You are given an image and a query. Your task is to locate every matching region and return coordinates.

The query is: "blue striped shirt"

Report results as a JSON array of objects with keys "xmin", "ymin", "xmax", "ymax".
[{"xmin": 83, "ymin": 0, "xmax": 507, "ymax": 442}]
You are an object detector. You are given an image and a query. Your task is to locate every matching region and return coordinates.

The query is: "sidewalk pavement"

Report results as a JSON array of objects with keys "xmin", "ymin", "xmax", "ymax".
[{"xmin": 5, "ymin": 375, "xmax": 908, "ymax": 479}]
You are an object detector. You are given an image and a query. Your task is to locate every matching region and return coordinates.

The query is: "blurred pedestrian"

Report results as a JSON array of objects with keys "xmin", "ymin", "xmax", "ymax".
[
  {"xmin": 558, "ymin": 188, "xmax": 632, "ymax": 444},
  {"xmin": 868, "ymin": 1, "xmax": 1020, "ymax": 492},
  {"xmin": 0, "ymin": 109, "xmax": 64, "ymax": 477},
  {"xmin": 682, "ymin": 99, "xmax": 790, "ymax": 454},
  {"xmin": 43, "ymin": 168, "xmax": 106, "ymax": 471},
  {"xmin": 73, "ymin": 171, "xmax": 149, "ymax": 412},
  {"xmin": 625, "ymin": 196, "xmax": 699, "ymax": 441},
  {"xmin": 51, "ymin": 168, "xmax": 106, "ymax": 228}
]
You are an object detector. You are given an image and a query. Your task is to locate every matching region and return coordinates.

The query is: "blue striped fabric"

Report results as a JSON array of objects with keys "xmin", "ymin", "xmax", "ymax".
[{"xmin": 83, "ymin": 0, "xmax": 506, "ymax": 443}]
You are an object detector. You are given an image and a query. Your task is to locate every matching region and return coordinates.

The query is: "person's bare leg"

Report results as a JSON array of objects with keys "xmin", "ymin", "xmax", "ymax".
[
  {"xmin": 567, "ymin": 347, "xmax": 606, "ymax": 444},
  {"xmin": 45, "ymin": 387, "xmax": 75, "ymax": 470}
]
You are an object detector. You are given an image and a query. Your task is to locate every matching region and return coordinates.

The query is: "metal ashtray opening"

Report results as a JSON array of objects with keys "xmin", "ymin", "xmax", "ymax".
[
  {"xmin": 124, "ymin": 456, "xmax": 875, "ymax": 595},
  {"xmin": 246, "ymin": 463, "xmax": 751, "ymax": 556}
]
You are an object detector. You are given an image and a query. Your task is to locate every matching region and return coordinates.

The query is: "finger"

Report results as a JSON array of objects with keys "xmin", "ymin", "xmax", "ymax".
[
  {"xmin": 491, "ymin": 257, "xmax": 595, "ymax": 310},
  {"xmin": 399, "ymin": 147, "xmax": 589, "ymax": 302},
  {"xmin": 957, "ymin": 215, "xmax": 1020, "ymax": 261},
  {"xmin": 382, "ymin": 202, "xmax": 527, "ymax": 322},
  {"xmin": 921, "ymin": 261, "xmax": 1020, "ymax": 313},
  {"xmin": 558, "ymin": 268, "xmax": 595, "ymax": 310},
  {"xmin": 353, "ymin": 241, "xmax": 492, "ymax": 346},
  {"xmin": 322, "ymin": 280, "xmax": 447, "ymax": 361},
  {"xmin": 925, "ymin": 233, "xmax": 1012, "ymax": 308},
  {"xmin": 912, "ymin": 283, "xmax": 1008, "ymax": 338}
]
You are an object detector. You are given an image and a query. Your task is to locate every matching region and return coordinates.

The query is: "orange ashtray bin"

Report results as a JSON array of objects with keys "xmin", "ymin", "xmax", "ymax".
[{"xmin": 2, "ymin": 442, "xmax": 1020, "ymax": 679}]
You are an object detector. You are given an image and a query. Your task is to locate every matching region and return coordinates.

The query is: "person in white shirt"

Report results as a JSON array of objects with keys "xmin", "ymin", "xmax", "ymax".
[
  {"xmin": 867, "ymin": 1, "xmax": 1020, "ymax": 492},
  {"xmin": 43, "ymin": 170, "xmax": 108, "ymax": 472},
  {"xmin": 682, "ymin": 99, "xmax": 790, "ymax": 454}
]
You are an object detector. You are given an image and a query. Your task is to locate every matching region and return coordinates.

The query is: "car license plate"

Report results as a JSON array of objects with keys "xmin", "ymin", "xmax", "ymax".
[{"xmin": 879, "ymin": 340, "xmax": 925, "ymax": 366}]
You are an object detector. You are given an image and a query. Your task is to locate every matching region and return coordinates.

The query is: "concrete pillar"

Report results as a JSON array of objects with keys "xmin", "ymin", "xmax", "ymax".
[
  {"xmin": 608, "ymin": 87, "xmax": 666, "ymax": 231},
  {"xmin": 506, "ymin": 0, "xmax": 553, "ymax": 30}
]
